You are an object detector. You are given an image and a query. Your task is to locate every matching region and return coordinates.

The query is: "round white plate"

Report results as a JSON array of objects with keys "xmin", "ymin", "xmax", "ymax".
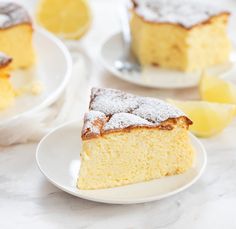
[
  {"xmin": 100, "ymin": 32, "xmax": 235, "ymax": 89},
  {"xmin": 0, "ymin": 27, "xmax": 72, "ymax": 125},
  {"xmin": 36, "ymin": 120, "xmax": 207, "ymax": 204}
]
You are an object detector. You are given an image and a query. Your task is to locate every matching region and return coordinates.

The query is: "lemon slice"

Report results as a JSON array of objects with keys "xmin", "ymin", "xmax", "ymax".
[
  {"xmin": 168, "ymin": 100, "xmax": 236, "ymax": 137},
  {"xmin": 36, "ymin": 0, "xmax": 91, "ymax": 39},
  {"xmin": 200, "ymin": 73, "xmax": 236, "ymax": 104}
]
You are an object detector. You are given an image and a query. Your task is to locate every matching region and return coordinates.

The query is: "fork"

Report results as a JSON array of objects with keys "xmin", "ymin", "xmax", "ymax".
[{"xmin": 114, "ymin": 4, "xmax": 141, "ymax": 73}]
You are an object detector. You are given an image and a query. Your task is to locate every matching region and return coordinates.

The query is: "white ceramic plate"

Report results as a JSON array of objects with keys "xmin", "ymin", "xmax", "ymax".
[
  {"xmin": 100, "ymin": 32, "xmax": 235, "ymax": 89},
  {"xmin": 36, "ymin": 120, "xmax": 207, "ymax": 204},
  {"xmin": 0, "ymin": 27, "xmax": 72, "ymax": 125}
]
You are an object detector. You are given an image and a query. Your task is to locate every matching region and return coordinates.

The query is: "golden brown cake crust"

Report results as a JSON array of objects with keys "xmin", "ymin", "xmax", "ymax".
[
  {"xmin": 0, "ymin": 52, "xmax": 12, "ymax": 68},
  {"xmin": 131, "ymin": 0, "xmax": 230, "ymax": 30},
  {"xmin": 0, "ymin": 2, "xmax": 32, "ymax": 29},
  {"xmin": 82, "ymin": 88, "xmax": 192, "ymax": 140}
]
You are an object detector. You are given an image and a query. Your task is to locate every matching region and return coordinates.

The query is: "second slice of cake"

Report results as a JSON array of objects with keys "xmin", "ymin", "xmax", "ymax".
[
  {"xmin": 130, "ymin": 0, "xmax": 231, "ymax": 72},
  {"xmin": 0, "ymin": 52, "xmax": 15, "ymax": 110},
  {"xmin": 0, "ymin": 2, "xmax": 34, "ymax": 69},
  {"xmin": 78, "ymin": 88, "xmax": 194, "ymax": 190}
]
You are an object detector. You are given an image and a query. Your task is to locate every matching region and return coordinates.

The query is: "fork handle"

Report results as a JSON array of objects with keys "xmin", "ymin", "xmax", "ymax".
[{"xmin": 118, "ymin": 3, "xmax": 131, "ymax": 56}]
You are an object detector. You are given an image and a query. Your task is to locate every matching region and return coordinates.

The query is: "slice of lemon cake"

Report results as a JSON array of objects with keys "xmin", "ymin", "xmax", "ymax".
[
  {"xmin": 77, "ymin": 88, "xmax": 194, "ymax": 190},
  {"xmin": 0, "ymin": 52, "xmax": 15, "ymax": 110},
  {"xmin": 0, "ymin": 2, "xmax": 34, "ymax": 69},
  {"xmin": 0, "ymin": 52, "xmax": 12, "ymax": 77},
  {"xmin": 130, "ymin": 0, "xmax": 231, "ymax": 72}
]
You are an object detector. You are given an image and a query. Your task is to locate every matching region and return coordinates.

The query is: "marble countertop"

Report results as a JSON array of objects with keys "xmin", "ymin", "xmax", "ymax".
[{"xmin": 1, "ymin": 0, "xmax": 236, "ymax": 228}]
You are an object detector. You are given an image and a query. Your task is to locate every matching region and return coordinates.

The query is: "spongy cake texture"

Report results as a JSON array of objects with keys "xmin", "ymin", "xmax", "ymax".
[
  {"xmin": 78, "ymin": 88, "xmax": 194, "ymax": 190},
  {"xmin": 0, "ymin": 2, "xmax": 34, "ymax": 69},
  {"xmin": 130, "ymin": 0, "xmax": 231, "ymax": 72},
  {"xmin": 0, "ymin": 52, "xmax": 15, "ymax": 110}
]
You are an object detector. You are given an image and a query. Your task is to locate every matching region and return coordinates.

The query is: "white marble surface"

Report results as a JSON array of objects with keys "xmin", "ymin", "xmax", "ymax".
[{"xmin": 1, "ymin": 0, "xmax": 236, "ymax": 228}]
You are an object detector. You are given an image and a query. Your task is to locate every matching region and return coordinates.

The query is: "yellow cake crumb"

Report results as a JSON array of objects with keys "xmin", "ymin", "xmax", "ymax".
[
  {"xmin": 78, "ymin": 125, "xmax": 194, "ymax": 190},
  {"xmin": 130, "ymin": 1, "xmax": 231, "ymax": 72},
  {"xmin": 0, "ymin": 3, "xmax": 34, "ymax": 69}
]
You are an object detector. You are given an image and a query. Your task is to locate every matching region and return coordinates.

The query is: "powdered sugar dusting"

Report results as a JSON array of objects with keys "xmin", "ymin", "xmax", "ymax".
[
  {"xmin": 0, "ymin": 2, "xmax": 31, "ymax": 29},
  {"xmin": 90, "ymin": 88, "xmax": 139, "ymax": 115},
  {"xmin": 104, "ymin": 112, "xmax": 151, "ymax": 131},
  {"xmin": 133, "ymin": 0, "xmax": 228, "ymax": 28},
  {"xmin": 82, "ymin": 110, "xmax": 107, "ymax": 137},
  {"xmin": 133, "ymin": 97, "xmax": 183, "ymax": 123},
  {"xmin": 82, "ymin": 88, "xmax": 187, "ymax": 138}
]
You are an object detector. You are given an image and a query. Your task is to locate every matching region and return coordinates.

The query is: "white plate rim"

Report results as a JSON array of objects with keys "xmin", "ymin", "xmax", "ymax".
[
  {"xmin": 0, "ymin": 27, "xmax": 72, "ymax": 126},
  {"xmin": 100, "ymin": 32, "xmax": 234, "ymax": 89},
  {"xmin": 36, "ymin": 120, "xmax": 207, "ymax": 204},
  {"xmin": 99, "ymin": 32, "xmax": 196, "ymax": 89}
]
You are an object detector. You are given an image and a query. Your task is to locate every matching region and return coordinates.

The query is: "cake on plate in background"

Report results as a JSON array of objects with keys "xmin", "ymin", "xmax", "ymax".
[
  {"xmin": 0, "ymin": 52, "xmax": 12, "ymax": 77},
  {"xmin": 77, "ymin": 88, "xmax": 194, "ymax": 190},
  {"xmin": 0, "ymin": 2, "xmax": 36, "ymax": 112},
  {"xmin": 0, "ymin": 2, "xmax": 34, "ymax": 69},
  {"xmin": 130, "ymin": 0, "xmax": 231, "ymax": 72},
  {"xmin": 0, "ymin": 52, "xmax": 15, "ymax": 110}
]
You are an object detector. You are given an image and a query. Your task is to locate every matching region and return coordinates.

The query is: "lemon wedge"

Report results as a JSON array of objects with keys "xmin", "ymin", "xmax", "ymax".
[
  {"xmin": 200, "ymin": 73, "xmax": 236, "ymax": 104},
  {"xmin": 36, "ymin": 0, "xmax": 91, "ymax": 39},
  {"xmin": 168, "ymin": 100, "xmax": 236, "ymax": 137}
]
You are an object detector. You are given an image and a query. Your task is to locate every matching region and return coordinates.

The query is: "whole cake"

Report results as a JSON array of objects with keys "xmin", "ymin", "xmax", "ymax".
[
  {"xmin": 130, "ymin": 0, "xmax": 231, "ymax": 72},
  {"xmin": 0, "ymin": 52, "xmax": 15, "ymax": 110},
  {"xmin": 77, "ymin": 88, "xmax": 194, "ymax": 190},
  {"xmin": 0, "ymin": 2, "xmax": 34, "ymax": 69}
]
